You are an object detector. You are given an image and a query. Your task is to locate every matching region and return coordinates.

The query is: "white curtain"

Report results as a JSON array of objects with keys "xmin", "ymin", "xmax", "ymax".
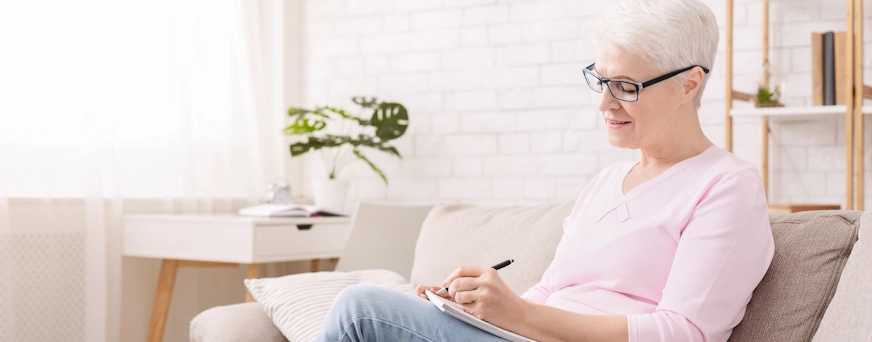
[{"xmin": 0, "ymin": 0, "xmax": 288, "ymax": 341}]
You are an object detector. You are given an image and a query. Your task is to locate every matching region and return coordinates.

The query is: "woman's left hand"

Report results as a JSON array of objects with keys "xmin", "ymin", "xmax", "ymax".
[{"xmin": 442, "ymin": 265, "xmax": 531, "ymax": 326}]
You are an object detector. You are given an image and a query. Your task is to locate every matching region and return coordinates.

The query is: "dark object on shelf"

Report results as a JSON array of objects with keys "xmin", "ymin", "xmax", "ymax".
[{"xmin": 823, "ymin": 31, "xmax": 835, "ymax": 106}]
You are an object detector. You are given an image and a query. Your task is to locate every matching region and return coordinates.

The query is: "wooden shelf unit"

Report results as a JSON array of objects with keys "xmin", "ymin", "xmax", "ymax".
[
  {"xmin": 854, "ymin": 0, "xmax": 866, "ymax": 210},
  {"xmin": 729, "ymin": 106, "xmax": 872, "ymax": 118},
  {"xmin": 725, "ymin": 0, "xmax": 864, "ymax": 211},
  {"xmin": 730, "ymin": 105, "xmax": 848, "ymax": 118}
]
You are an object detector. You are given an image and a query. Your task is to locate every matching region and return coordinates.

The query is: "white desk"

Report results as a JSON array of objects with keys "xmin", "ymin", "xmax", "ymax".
[{"xmin": 122, "ymin": 214, "xmax": 352, "ymax": 342}]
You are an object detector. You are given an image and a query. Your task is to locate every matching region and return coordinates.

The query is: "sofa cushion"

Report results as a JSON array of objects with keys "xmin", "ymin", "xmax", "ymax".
[
  {"xmin": 244, "ymin": 269, "xmax": 415, "ymax": 342},
  {"xmin": 189, "ymin": 302, "xmax": 287, "ymax": 342},
  {"xmin": 334, "ymin": 203, "xmax": 435, "ymax": 279},
  {"xmin": 812, "ymin": 211, "xmax": 872, "ymax": 341},
  {"xmin": 410, "ymin": 202, "xmax": 573, "ymax": 295},
  {"xmin": 728, "ymin": 211, "xmax": 861, "ymax": 342}
]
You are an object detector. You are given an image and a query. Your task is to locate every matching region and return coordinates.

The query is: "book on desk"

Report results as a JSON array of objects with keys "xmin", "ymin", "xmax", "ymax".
[{"xmin": 238, "ymin": 204, "xmax": 348, "ymax": 218}]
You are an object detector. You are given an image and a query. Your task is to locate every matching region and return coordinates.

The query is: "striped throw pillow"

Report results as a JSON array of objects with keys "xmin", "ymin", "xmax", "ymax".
[{"xmin": 244, "ymin": 270, "xmax": 415, "ymax": 342}]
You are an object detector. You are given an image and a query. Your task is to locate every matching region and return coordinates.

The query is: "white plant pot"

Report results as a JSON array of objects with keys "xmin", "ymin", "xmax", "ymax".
[{"xmin": 311, "ymin": 179, "xmax": 350, "ymax": 213}]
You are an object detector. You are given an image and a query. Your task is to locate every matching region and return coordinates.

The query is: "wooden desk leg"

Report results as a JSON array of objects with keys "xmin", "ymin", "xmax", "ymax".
[
  {"xmin": 147, "ymin": 259, "xmax": 179, "ymax": 342},
  {"xmin": 245, "ymin": 264, "xmax": 259, "ymax": 302},
  {"xmin": 309, "ymin": 258, "xmax": 338, "ymax": 273}
]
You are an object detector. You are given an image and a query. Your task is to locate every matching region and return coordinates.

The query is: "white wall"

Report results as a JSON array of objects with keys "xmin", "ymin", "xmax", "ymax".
[{"xmin": 298, "ymin": 0, "xmax": 872, "ymax": 209}]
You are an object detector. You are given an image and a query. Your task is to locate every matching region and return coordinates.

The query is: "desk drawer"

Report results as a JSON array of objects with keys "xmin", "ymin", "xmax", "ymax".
[
  {"xmin": 253, "ymin": 223, "xmax": 351, "ymax": 261},
  {"xmin": 123, "ymin": 220, "xmax": 256, "ymax": 262}
]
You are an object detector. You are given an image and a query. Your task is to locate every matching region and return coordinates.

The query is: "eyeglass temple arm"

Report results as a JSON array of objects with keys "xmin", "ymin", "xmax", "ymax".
[{"xmin": 640, "ymin": 65, "xmax": 710, "ymax": 88}]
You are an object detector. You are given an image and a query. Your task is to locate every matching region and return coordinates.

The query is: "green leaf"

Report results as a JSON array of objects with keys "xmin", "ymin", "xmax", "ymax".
[
  {"xmin": 377, "ymin": 145, "xmax": 401, "ymax": 158},
  {"xmin": 283, "ymin": 118, "xmax": 326, "ymax": 135},
  {"xmin": 346, "ymin": 135, "xmax": 375, "ymax": 147},
  {"xmin": 352, "ymin": 96, "xmax": 381, "ymax": 108},
  {"xmin": 287, "ymin": 107, "xmax": 328, "ymax": 123},
  {"xmin": 756, "ymin": 85, "xmax": 781, "ymax": 104},
  {"xmin": 289, "ymin": 142, "xmax": 312, "ymax": 157},
  {"xmin": 343, "ymin": 135, "xmax": 401, "ymax": 158},
  {"xmin": 289, "ymin": 135, "xmax": 349, "ymax": 156},
  {"xmin": 287, "ymin": 107, "xmax": 308, "ymax": 115},
  {"xmin": 353, "ymin": 149, "xmax": 388, "ymax": 185},
  {"xmin": 370, "ymin": 103, "xmax": 409, "ymax": 141},
  {"xmin": 322, "ymin": 106, "xmax": 361, "ymax": 121},
  {"xmin": 284, "ymin": 97, "xmax": 409, "ymax": 178}
]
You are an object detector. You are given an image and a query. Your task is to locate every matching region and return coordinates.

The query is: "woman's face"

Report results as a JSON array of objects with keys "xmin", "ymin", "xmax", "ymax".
[{"xmin": 593, "ymin": 44, "xmax": 689, "ymax": 150}]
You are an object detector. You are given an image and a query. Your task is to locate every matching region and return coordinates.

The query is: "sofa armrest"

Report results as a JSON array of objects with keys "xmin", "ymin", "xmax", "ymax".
[{"xmin": 190, "ymin": 302, "xmax": 287, "ymax": 342}]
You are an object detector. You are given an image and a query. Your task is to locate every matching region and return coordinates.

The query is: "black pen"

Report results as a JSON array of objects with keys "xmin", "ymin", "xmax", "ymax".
[{"xmin": 435, "ymin": 259, "xmax": 514, "ymax": 295}]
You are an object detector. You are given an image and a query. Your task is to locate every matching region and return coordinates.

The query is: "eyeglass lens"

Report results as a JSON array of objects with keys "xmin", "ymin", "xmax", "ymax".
[{"xmin": 583, "ymin": 72, "xmax": 639, "ymax": 102}]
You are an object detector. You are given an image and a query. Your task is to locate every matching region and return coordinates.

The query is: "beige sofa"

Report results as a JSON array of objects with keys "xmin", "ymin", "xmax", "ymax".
[{"xmin": 190, "ymin": 202, "xmax": 872, "ymax": 342}]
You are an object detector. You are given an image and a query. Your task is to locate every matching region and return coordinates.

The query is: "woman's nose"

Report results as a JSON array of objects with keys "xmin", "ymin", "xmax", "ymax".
[{"xmin": 597, "ymin": 88, "xmax": 621, "ymax": 113}]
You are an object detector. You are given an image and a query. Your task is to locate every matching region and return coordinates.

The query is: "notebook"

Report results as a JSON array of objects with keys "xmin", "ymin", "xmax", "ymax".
[{"xmin": 425, "ymin": 290, "xmax": 536, "ymax": 342}]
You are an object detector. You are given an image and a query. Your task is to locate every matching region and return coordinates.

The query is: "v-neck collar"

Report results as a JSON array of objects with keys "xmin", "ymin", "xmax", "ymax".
[
  {"xmin": 596, "ymin": 146, "xmax": 720, "ymax": 223},
  {"xmin": 616, "ymin": 146, "xmax": 719, "ymax": 201}
]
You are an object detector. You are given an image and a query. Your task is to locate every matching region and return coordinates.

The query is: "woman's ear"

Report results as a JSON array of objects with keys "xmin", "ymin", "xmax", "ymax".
[{"xmin": 681, "ymin": 67, "xmax": 705, "ymax": 103}]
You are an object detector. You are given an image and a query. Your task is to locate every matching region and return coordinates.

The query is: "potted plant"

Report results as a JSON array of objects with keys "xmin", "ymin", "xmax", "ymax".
[
  {"xmin": 754, "ymin": 85, "xmax": 783, "ymax": 108},
  {"xmin": 284, "ymin": 96, "xmax": 408, "ymax": 211}
]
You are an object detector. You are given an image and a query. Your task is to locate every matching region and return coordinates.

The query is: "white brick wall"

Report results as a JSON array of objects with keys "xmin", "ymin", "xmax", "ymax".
[{"xmin": 300, "ymin": 0, "xmax": 872, "ymax": 209}]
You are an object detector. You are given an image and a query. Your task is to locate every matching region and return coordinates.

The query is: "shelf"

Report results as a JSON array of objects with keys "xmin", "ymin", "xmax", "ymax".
[
  {"xmin": 730, "ymin": 105, "xmax": 847, "ymax": 118},
  {"xmin": 730, "ymin": 105, "xmax": 872, "ymax": 117},
  {"xmin": 725, "ymin": 0, "xmax": 865, "ymax": 210}
]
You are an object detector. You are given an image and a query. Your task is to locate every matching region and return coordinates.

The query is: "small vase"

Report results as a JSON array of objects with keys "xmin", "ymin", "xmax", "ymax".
[{"xmin": 311, "ymin": 179, "xmax": 350, "ymax": 213}]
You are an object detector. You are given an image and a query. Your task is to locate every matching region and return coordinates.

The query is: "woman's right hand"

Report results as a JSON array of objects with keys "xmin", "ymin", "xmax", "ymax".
[{"xmin": 415, "ymin": 284, "xmax": 449, "ymax": 300}]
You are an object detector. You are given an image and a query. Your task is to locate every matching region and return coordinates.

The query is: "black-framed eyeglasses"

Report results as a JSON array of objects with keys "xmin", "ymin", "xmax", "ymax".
[{"xmin": 583, "ymin": 63, "xmax": 710, "ymax": 102}]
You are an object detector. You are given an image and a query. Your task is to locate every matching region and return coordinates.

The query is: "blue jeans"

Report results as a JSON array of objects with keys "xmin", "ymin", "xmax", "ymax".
[{"xmin": 315, "ymin": 284, "xmax": 508, "ymax": 342}]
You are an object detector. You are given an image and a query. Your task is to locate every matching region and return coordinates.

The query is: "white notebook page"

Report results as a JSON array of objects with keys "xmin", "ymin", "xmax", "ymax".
[{"xmin": 425, "ymin": 290, "xmax": 536, "ymax": 342}]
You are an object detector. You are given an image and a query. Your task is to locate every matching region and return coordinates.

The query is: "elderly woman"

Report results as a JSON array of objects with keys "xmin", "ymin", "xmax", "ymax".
[{"xmin": 316, "ymin": 0, "xmax": 774, "ymax": 341}]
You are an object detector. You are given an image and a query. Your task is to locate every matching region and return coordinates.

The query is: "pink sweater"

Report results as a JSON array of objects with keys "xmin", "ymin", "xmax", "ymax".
[{"xmin": 522, "ymin": 146, "xmax": 774, "ymax": 342}]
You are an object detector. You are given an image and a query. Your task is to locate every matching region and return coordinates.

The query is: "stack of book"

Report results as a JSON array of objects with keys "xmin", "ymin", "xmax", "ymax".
[{"xmin": 811, "ymin": 31, "xmax": 847, "ymax": 106}]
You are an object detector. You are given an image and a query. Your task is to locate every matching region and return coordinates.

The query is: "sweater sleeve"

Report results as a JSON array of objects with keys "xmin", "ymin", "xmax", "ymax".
[
  {"xmin": 627, "ymin": 169, "xmax": 775, "ymax": 342},
  {"xmin": 521, "ymin": 269, "xmax": 556, "ymax": 304}
]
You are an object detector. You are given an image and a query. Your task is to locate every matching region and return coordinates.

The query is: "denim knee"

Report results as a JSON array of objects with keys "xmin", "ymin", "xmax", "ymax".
[
  {"xmin": 337, "ymin": 283, "xmax": 387, "ymax": 300},
  {"xmin": 331, "ymin": 283, "xmax": 391, "ymax": 317},
  {"xmin": 320, "ymin": 284, "xmax": 427, "ymax": 342}
]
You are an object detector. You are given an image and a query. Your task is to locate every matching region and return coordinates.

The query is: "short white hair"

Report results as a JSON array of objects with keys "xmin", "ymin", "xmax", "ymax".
[{"xmin": 591, "ymin": 0, "xmax": 719, "ymax": 109}]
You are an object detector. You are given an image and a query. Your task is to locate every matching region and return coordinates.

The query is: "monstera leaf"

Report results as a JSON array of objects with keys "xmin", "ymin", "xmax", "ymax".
[
  {"xmin": 377, "ymin": 145, "xmax": 400, "ymax": 158},
  {"xmin": 287, "ymin": 107, "xmax": 308, "ymax": 115},
  {"xmin": 352, "ymin": 149, "xmax": 387, "ymax": 185},
  {"xmin": 283, "ymin": 118, "xmax": 326, "ymax": 135},
  {"xmin": 287, "ymin": 107, "xmax": 327, "ymax": 120},
  {"xmin": 371, "ymin": 103, "xmax": 408, "ymax": 141},
  {"xmin": 289, "ymin": 135, "xmax": 349, "ymax": 156},
  {"xmin": 322, "ymin": 106, "xmax": 362, "ymax": 122},
  {"xmin": 347, "ymin": 135, "xmax": 402, "ymax": 158},
  {"xmin": 352, "ymin": 96, "xmax": 380, "ymax": 109},
  {"xmin": 284, "ymin": 97, "xmax": 408, "ymax": 183}
]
